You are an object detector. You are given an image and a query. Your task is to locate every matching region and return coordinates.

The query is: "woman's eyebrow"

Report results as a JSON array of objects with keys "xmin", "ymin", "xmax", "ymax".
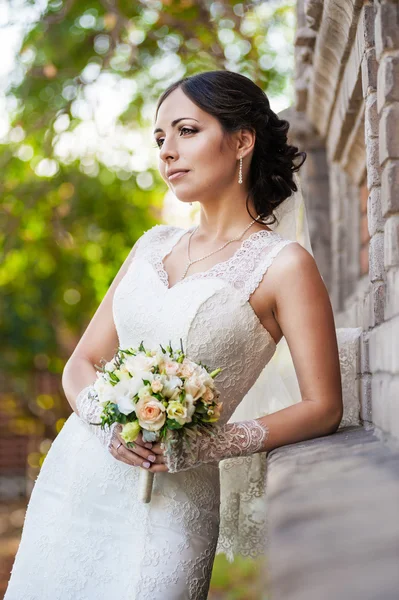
[{"xmin": 153, "ymin": 117, "xmax": 199, "ymax": 135}]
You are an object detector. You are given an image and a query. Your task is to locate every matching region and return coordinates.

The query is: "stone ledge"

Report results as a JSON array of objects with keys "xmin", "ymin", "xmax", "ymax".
[{"xmin": 266, "ymin": 426, "xmax": 399, "ymax": 600}]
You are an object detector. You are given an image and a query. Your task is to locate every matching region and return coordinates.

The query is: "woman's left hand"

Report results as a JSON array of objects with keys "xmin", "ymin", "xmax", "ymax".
[{"xmin": 112, "ymin": 426, "xmax": 169, "ymax": 473}]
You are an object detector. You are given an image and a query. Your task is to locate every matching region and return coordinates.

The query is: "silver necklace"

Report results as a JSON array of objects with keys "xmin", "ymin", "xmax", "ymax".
[{"xmin": 179, "ymin": 215, "xmax": 261, "ymax": 281}]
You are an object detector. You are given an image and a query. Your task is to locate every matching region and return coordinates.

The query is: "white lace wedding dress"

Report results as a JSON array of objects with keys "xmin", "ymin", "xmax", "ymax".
[{"xmin": 5, "ymin": 224, "xmax": 295, "ymax": 600}]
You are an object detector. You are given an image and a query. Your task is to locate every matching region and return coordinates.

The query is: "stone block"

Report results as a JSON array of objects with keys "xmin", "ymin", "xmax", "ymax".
[
  {"xmin": 360, "ymin": 373, "xmax": 372, "ymax": 422},
  {"xmin": 362, "ymin": 48, "xmax": 378, "ymax": 99},
  {"xmin": 369, "ymin": 232, "xmax": 385, "ymax": 282},
  {"xmin": 381, "ymin": 159, "xmax": 399, "ymax": 217},
  {"xmin": 267, "ymin": 427, "xmax": 399, "ymax": 600},
  {"xmin": 384, "ymin": 214, "xmax": 399, "ymax": 268},
  {"xmin": 362, "ymin": 3, "xmax": 376, "ymax": 51},
  {"xmin": 367, "ymin": 186, "xmax": 384, "ymax": 237},
  {"xmin": 377, "ymin": 54, "xmax": 399, "ymax": 113},
  {"xmin": 362, "ymin": 288, "xmax": 371, "ymax": 330},
  {"xmin": 364, "ymin": 92, "xmax": 379, "ymax": 138},
  {"xmin": 371, "ymin": 374, "xmax": 391, "ymax": 431},
  {"xmin": 379, "ymin": 104, "xmax": 399, "ymax": 166},
  {"xmin": 385, "ymin": 268, "xmax": 399, "ymax": 319},
  {"xmin": 370, "ymin": 280, "xmax": 386, "ymax": 328},
  {"xmin": 360, "ymin": 326, "xmax": 370, "ymax": 375},
  {"xmin": 366, "ymin": 137, "xmax": 381, "ymax": 190},
  {"xmin": 375, "ymin": 1, "xmax": 399, "ymax": 63}
]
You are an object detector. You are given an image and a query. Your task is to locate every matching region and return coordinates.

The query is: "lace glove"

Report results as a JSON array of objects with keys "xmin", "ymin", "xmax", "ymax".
[
  {"xmin": 76, "ymin": 384, "xmax": 118, "ymax": 450},
  {"xmin": 162, "ymin": 419, "xmax": 269, "ymax": 473}
]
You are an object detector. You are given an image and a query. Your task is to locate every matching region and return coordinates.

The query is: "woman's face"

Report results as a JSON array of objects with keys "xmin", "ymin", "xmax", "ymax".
[{"xmin": 154, "ymin": 87, "xmax": 238, "ymax": 204}]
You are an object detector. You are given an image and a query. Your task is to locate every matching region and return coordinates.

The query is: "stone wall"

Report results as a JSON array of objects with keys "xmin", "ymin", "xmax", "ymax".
[{"xmin": 288, "ymin": 0, "xmax": 399, "ymax": 439}]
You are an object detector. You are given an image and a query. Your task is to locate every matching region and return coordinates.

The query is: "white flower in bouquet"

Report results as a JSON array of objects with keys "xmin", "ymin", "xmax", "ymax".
[
  {"xmin": 124, "ymin": 354, "xmax": 157, "ymax": 375},
  {"xmin": 93, "ymin": 375, "xmax": 118, "ymax": 405},
  {"xmin": 162, "ymin": 375, "xmax": 183, "ymax": 398},
  {"xmin": 113, "ymin": 379, "xmax": 137, "ymax": 415}
]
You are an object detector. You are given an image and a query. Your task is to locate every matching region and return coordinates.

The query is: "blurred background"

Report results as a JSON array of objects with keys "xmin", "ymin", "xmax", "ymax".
[{"xmin": 0, "ymin": 1, "xmax": 296, "ymax": 597}]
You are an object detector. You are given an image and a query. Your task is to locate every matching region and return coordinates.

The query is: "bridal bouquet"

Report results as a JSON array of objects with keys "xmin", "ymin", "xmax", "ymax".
[{"xmin": 93, "ymin": 340, "xmax": 222, "ymax": 502}]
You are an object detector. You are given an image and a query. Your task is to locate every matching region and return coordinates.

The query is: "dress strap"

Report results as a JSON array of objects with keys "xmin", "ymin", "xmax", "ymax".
[
  {"xmin": 242, "ymin": 236, "xmax": 296, "ymax": 300},
  {"xmin": 133, "ymin": 224, "xmax": 179, "ymax": 261}
]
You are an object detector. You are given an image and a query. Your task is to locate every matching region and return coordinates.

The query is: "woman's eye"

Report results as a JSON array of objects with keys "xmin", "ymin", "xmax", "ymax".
[
  {"xmin": 154, "ymin": 127, "xmax": 197, "ymax": 149},
  {"xmin": 179, "ymin": 127, "xmax": 196, "ymax": 136}
]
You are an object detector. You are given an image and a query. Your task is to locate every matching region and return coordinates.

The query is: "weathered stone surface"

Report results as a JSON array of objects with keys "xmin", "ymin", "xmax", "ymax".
[
  {"xmin": 267, "ymin": 426, "xmax": 399, "ymax": 600},
  {"xmin": 384, "ymin": 214, "xmax": 399, "ymax": 268},
  {"xmin": 366, "ymin": 135, "xmax": 381, "ymax": 190},
  {"xmin": 360, "ymin": 373, "xmax": 372, "ymax": 422},
  {"xmin": 367, "ymin": 185, "xmax": 384, "ymax": 236},
  {"xmin": 381, "ymin": 160, "xmax": 399, "ymax": 217},
  {"xmin": 364, "ymin": 91, "xmax": 379, "ymax": 138},
  {"xmin": 377, "ymin": 54, "xmax": 399, "ymax": 113},
  {"xmin": 379, "ymin": 104, "xmax": 399, "ymax": 165},
  {"xmin": 385, "ymin": 267, "xmax": 399, "ymax": 320},
  {"xmin": 369, "ymin": 231, "xmax": 385, "ymax": 282},
  {"xmin": 362, "ymin": 47, "xmax": 378, "ymax": 98},
  {"xmin": 375, "ymin": 0, "xmax": 399, "ymax": 63}
]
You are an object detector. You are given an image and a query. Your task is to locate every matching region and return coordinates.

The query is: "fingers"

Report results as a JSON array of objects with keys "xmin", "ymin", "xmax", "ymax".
[
  {"xmin": 109, "ymin": 441, "xmax": 168, "ymax": 471},
  {"xmin": 115, "ymin": 429, "xmax": 166, "ymax": 465}
]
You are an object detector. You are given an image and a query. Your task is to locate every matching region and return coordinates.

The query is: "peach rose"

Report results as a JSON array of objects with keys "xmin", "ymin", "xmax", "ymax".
[
  {"xmin": 202, "ymin": 387, "xmax": 215, "ymax": 404},
  {"xmin": 135, "ymin": 396, "xmax": 166, "ymax": 432}
]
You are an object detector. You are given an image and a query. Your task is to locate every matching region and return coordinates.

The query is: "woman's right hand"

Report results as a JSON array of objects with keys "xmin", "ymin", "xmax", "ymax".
[{"xmin": 108, "ymin": 425, "xmax": 160, "ymax": 470}]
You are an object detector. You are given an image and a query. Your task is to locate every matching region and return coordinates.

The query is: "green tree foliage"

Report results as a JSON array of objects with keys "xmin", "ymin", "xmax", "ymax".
[{"xmin": 1, "ymin": 0, "xmax": 294, "ymax": 405}]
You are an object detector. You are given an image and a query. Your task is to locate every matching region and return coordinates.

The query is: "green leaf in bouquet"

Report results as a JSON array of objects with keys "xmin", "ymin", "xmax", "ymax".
[
  {"xmin": 195, "ymin": 403, "xmax": 207, "ymax": 414},
  {"xmin": 166, "ymin": 419, "xmax": 183, "ymax": 430},
  {"xmin": 138, "ymin": 340, "xmax": 146, "ymax": 353},
  {"xmin": 159, "ymin": 344, "xmax": 167, "ymax": 354},
  {"xmin": 142, "ymin": 379, "xmax": 151, "ymax": 386}
]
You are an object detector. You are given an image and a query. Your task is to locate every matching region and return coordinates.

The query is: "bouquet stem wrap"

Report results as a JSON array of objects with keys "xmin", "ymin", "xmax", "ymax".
[{"xmin": 138, "ymin": 469, "xmax": 154, "ymax": 503}]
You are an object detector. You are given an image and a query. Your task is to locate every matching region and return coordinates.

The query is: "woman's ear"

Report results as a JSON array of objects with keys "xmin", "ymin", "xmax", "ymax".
[{"xmin": 236, "ymin": 128, "xmax": 256, "ymax": 159}]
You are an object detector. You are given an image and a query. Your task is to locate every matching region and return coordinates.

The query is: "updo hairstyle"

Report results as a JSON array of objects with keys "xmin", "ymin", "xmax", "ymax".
[{"xmin": 156, "ymin": 70, "xmax": 307, "ymax": 225}]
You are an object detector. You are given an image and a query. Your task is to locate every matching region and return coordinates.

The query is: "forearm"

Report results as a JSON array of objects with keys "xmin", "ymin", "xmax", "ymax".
[
  {"xmin": 164, "ymin": 400, "xmax": 342, "ymax": 473},
  {"xmin": 257, "ymin": 399, "xmax": 343, "ymax": 453},
  {"xmin": 62, "ymin": 356, "xmax": 98, "ymax": 413}
]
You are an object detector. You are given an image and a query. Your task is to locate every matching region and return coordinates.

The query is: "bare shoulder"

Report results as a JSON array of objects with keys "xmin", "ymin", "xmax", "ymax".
[
  {"xmin": 268, "ymin": 240, "xmax": 328, "ymax": 302},
  {"xmin": 270, "ymin": 240, "xmax": 318, "ymax": 275}
]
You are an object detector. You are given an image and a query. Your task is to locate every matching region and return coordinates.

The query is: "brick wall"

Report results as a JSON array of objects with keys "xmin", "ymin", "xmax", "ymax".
[{"xmin": 292, "ymin": 0, "xmax": 399, "ymax": 439}]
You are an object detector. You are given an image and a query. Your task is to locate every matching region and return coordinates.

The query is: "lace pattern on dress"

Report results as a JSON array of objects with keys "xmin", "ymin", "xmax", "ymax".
[{"xmin": 163, "ymin": 420, "xmax": 269, "ymax": 473}]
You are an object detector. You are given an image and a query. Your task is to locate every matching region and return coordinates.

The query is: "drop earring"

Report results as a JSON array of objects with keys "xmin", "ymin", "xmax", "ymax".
[{"xmin": 238, "ymin": 155, "xmax": 243, "ymax": 184}]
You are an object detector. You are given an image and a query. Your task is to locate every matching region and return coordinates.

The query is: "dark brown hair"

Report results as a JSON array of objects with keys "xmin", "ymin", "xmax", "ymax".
[{"xmin": 156, "ymin": 70, "xmax": 306, "ymax": 225}]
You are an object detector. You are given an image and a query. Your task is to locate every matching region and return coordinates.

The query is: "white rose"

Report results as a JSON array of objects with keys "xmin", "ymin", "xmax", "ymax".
[
  {"xmin": 184, "ymin": 393, "xmax": 196, "ymax": 422},
  {"xmin": 93, "ymin": 376, "xmax": 116, "ymax": 405},
  {"xmin": 114, "ymin": 380, "xmax": 137, "ymax": 415},
  {"xmin": 124, "ymin": 354, "xmax": 157, "ymax": 375},
  {"xmin": 162, "ymin": 375, "xmax": 183, "ymax": 398}
]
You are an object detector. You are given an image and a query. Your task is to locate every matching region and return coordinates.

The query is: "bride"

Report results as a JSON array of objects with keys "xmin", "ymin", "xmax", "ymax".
[{"xmin": 5, "ymin": 70, "xmax": 343, "ymax": 599}]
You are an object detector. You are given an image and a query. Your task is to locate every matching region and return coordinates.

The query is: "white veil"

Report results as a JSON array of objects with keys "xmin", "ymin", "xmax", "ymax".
[
  {"xmin": 216, "ymin": 174, "xmax": 314, "ymax": 561},
  {"xmin": 216, "ymin": 173, "xmax": 362, "ymax": 561}
]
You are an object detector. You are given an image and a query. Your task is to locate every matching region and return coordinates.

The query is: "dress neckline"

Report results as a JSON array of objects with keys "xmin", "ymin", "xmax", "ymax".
[{"xmin": 158, "ymin": 225, "xmax": 276, "ymax": 291}]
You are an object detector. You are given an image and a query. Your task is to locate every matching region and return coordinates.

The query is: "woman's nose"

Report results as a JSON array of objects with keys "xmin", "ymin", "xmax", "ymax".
[{"xmin": 159, "ymin": 138, "xmax": 178, "ymax": 162}]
